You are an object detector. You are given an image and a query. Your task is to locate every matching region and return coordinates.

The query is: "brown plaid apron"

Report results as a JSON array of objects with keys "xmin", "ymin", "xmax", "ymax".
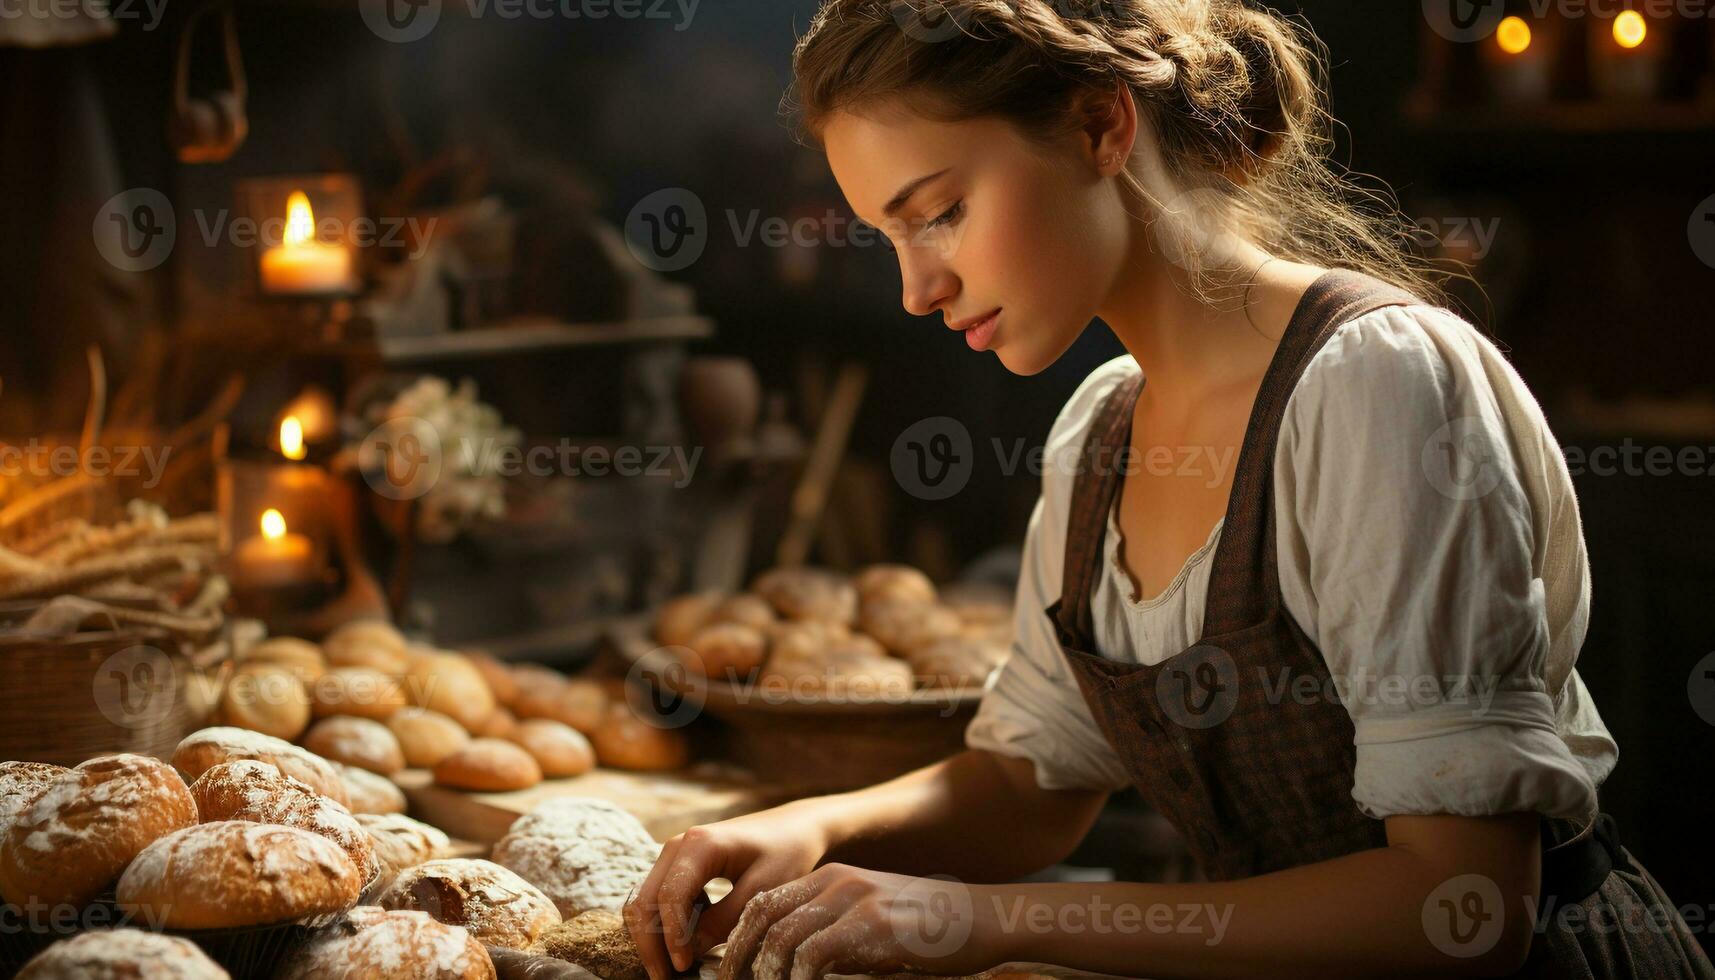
[{"xmin": 1045, "ymin": 269, "xmax": 1714, "ymax": 976}]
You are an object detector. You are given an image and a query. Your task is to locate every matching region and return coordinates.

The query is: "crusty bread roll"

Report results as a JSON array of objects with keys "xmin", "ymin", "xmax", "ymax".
[
  {"xmin": 512, "ymin": 677, "xmax": 607, "ymax": 735},
  {"xmin": 651, "ymin": 591, "xmax": 722, "ymax": 647},
  {"xmin": 680, "ymin": 622, "xmax": 768, "ymax": 680},
  {"xmin": 506, "ymin": 719, "xmax": 595, "ymax": 779},
  {"xmin": 189, "ymin": 760, "xmax": 380, "ymax": 884},
  {"xmin": 302, "ymin": 716, "xmax": 406, "ymax": 776},
  {"xmin": 904, "ymin": 636, "xmax": 1008, "ymax": 689},
  {"xmin": 117, "ymin": 821, "xmax": 361, "ymax": 929},
  {"xmin": 0, "ymin": 760, "xmax": 66, "ymax": 834},
  {"xmin": 172, "ymin": 726, "xmax": 348, "ymax": 805},
  {"xmin": 388, "ymin": 707, "xmax": 471, "ymax": 768},
  {"xmin": 853, "ymin": 563, "xmax": 938, "ymax": 607},
  {"xmin": 15, "ymin": 929, "xmax": 229, "ymax": 979},
  {"xmin": 322, "ymin": 619, "xmax": 409, "ymax": 674},
  {"xmin": 217, "ymin": 662, "xmax": 312, "ymax": 741},
  {"xmin": 236, "ymin": 636, "xmax": 327, "ymax": 686},
  {"xmin": 311, "ymin": 667, "xmax": 408, "ymax": 721},
  {"xmin": 589, "ymin": 706, "xmax": 687, "ymax": 772},
  {"xmin": 376, "ymin": 858, "xmax": 561, "ymax": 949},
  {"xmin": 0, "ymin": 754, "xmax": 196, "ymax": 909},
  {"xmin": 702, "ymin": 593, "xmax": 776, "ymax": 632},
  {"xmin": 762, "ymin": 636, "xmax": 915, "ymax": 701},
  {"xmin": 277, "ymin": 906, "xmax": 494, "ymax": 980},
  {"xmin": 476, "ymin": 706, "xmax": 522, "ymax": 740},
  {"xmin": 509, "ymin": 663, "xmax": 567, "ymax": 693},
  {"xmin": 857, "ymin": 598, "xmax": 963, "ymax": 657},
  {"xmin": 535, "ymin": 908, "xmax": 647, "ymax": 980},
  {"xmin": 433, "ymin": 739, "xmax": 543, "ymax": 792},
  {"xmin": 358, "ymin": 812, "xmax": 451, "ymax": 881},
  {"xmin": 465, "ymin": 650, "xmax": 520, "ymax": 707},
  {"xmin": 492, "ymin": 798, "xmax": 658, "ymax": 918},
  {"xmin": 336, "ymin": 764, "xmax": 406, "ymax": 816},
  {"xmin": 749, "ymin": 567, "xmax": 858, "ymax": 624},
  {"xmin": 405, "ymin": 652, "xmax": 497, "ymax": 734}
]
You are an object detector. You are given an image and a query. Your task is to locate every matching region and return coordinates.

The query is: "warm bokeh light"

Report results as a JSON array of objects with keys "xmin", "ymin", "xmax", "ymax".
[
  {"xmin": 283, "ymin": 190, "xmax": 315, "ymax": 248},
  {"xmin": 1497, "ymin": 16, "xmax": 1532, "ymax": 55},
  {"xmin": 260, "ymin": 508, "xmax": 287, "ymax": 540},
  {"xmin": 280, "ymin": 415, "xmax": 306, "ymax": 461},
  {"xmin": 1614, "ymin": 10, "xmax": 1647, "ymax": 48}
]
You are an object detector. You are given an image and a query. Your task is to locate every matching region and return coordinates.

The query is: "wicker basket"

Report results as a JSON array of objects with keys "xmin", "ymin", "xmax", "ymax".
[{"xmin": 0, "ymin": 626, "xmax": 198, "ymax": 766}]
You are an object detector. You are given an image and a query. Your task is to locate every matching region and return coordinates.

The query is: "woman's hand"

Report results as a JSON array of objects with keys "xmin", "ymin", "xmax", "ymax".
[
  {"xmin": 714, "ymin": 864, "xmax": 1003, "ymax": 980},
  {"xmin": 625, "ymin": 806, "xmax": 833, "ymax": 980}
]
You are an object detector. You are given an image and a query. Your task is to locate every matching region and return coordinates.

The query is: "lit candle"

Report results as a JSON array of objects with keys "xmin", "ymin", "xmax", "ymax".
[
  {"xmin": 1591, "ymin": 11, "xmax": 1662, "ymax": 101},
  {"xmin": 260, "ymin": 191, "xmax": 353, "ymax": 295},
  {"xmin": 280, "ymin": 416, "xmax": 306, "ymax": 461},
  {"xmin": 235, "ymin": 508, "xmax": 314, "ymax": 589},
  {"xmin": 1484, "ymin": 15, "xmax": 1551, "ymax": 105}
]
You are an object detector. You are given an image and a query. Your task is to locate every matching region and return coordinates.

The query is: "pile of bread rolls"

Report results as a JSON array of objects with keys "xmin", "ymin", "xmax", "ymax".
[
  {"xmin": 203, "ymin": 618, "xmax": 689, "ymax": 795},
  {"xmin": 653, "ymin": 564, "xmax": 1013, "ymax": 699}
]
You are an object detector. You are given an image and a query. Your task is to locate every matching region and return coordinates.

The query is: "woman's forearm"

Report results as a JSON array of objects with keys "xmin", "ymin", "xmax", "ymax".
[{"xmin": 788, "ymin": 748, "xmax": 1108, "ymax": 882}]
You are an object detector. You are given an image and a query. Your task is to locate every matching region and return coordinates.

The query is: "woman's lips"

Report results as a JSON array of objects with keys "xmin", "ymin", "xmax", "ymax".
[{"xmin": 963, "ymin": 309, "xmax": 1000, "ymax": 351}]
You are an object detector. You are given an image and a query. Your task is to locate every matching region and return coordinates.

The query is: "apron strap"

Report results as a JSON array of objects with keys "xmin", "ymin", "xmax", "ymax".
[
  {"xmin": 1199, "ymin": 269, "xmax": 1421, "ymax": 638},
  {"xmin": 1050, "ymin": 369, "xmax": 1144, "ymax": 653}
]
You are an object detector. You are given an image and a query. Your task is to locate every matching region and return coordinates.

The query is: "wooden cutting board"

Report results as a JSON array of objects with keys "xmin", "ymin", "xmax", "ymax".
[{"xmin": 394, "ymin": 766, "xmax": 809, "ymax": 845}]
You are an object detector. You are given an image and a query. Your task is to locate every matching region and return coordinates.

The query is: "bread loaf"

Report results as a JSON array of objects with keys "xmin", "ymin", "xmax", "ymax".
[
  {"xmin": 303, "ymin": 716, "xmax": 406, "ymax": 775},
  {"xmin": 116, "ymin": 821, "xmax": 362, "ymax": 929},
  {"xmin": 189, "ymin": 760, "xmax": 380, "ymax": 884},
  {"xmin": 589, "ymin": 706, "xmax": 688, "ymax": 772},
  {"xmin": 492, "ymin": 798, "xmax": 657, "ymax": 918},
  {"xmin": 507, "ymin": 720, "xmax": 595, "ymax": 779},
  {"xmin": 389, "ymin": 707, "xmax": 471, "ymax": 768},
  {"xmin": 749, "ymin": 567, "xmax": 857, "ymax": 624},
  {"xmin": 236, "ymin": 637, "xmax": 327, "ymax": 686},
  {"xmin": 405, "ymin": 652, "xmax": 497, "ymax": 733},
  {"xmin": 15, "ymin": 929, "xmax": 229, "ymax": 979},
  {"xmin": 338, "ymin": 764, "xmax": 407, "ymax": 816},
  {"xmin": 358, "ymin": 812, "xmax": 451, "ymax": 881},
  {"xmin": 172, "ymin": 726, "xmax": 348, "ymax": 805},
  {"xmin": 217, "ymin": 662, "xmax": 312, "ymax": 741},
  {"xmin": 0, "ymin": 761, "xmax": 66, "ymax": 835},
  {"xmin": 512, "ymin": 678, "xmax": 607, "ymax": 736},
  {"xmin": 377, "ymin": 858, "xmax": 561, "ymax": 949},
  {"xmin": 853, "ymin": 563, "xmax": 938, "ymax": 606},
  {"xmin": 311, "ymin": 667, "xmax": 408, "ymax": 721},
  {"xmin": 277, "ymin": 906, "xmax": 494, "ymax": 980},
  {"xmin": 322, "ymin": 619, "xmax": 409, "ymax": 674},
  {"xmin": 433, "ymin": 739, "xmax": 544, "ymax": 792}
]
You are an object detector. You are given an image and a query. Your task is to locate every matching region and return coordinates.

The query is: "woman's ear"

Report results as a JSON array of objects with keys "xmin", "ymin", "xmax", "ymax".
[{"xmin": 1075, "ymin": 83, "xmax": 1138, "ymax": 177}]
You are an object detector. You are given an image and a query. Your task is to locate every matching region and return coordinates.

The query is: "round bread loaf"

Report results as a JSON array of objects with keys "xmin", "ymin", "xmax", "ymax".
[
  {"xmin": 589, "ymin": 706, "xmax": 688, "ymax": 772},
  {"xmin": 508, "ymin": 663, "xmax": 566, "ymax": 693},
  {"xmin": 763, "ymin": 619, "xmax": 864, "ymax": 662},
  {"xmin": 857, "ymin": 598, "xmax": 963, "ymax": 657},
  {"xmin": 681, "ymin": 622, "xmax": 768, "ymax": 680},
  {"xmin": 322, "ymin": 619, "xmax": 409, "ymax": 674},
  {"xmin": 0, "ymin": 761, "xmax": 66, "ymax": 835},
  {"xmin": 117, "ymin": 821, "xmax": 361, "ymax": 930},
  {"xmin": 507, "ymin": 719, "xmax": 595, "ymax": 779},
  {"xmin": 465, "ymin": 651, "xmax": 520, "ymax": 707},
  {"xmin": 762, "ymin": 639, "xmax": 915, "ymax": 701},
  {"xmin": 492, "ymin": 798, "xmax": 658, "ymax": 918},
  {"xmin": 303, "ymin": 716, "xmax": 406, "ymax": 775},
  {"xmin": 172, "ymin": 726, "xmax": 348, "ymax": 805},
  {"xmin": 358, "ymin": 812, "xmax": 451, "ymax": 881},
  {"xmin": 476, "ymin": 706, "xmax": 522, "ymax": 740},
  {"xmin": 405, "ymin": 652, "xmax": 497, "ymax": 734},
  {"xmin": 377, "ymin": 858, "xmax": 561, "ymax": 949},
  {"xmin": 749, "ymin": 567, "xmax": 857, "ymax": 624},
  {"xmin": 0, "ymin": 754, "xmax": 196, "ymax": 908},
  {"xmin": 535, "ymin": 908, "xmax": 647, "ymax": 980},
  {"xmin": 311, "ymin": 667, "xmax": 408, "ymax": 721},
  {"xmin": 217, "ymin": 662, "xmax": 313, "ymax": 741},
  {"xmin": 702, "ymin": 593, "xmax": 775, "ymax": 632},
  {"xmin": 277, "ymin": 906, "xmax": 494, "ymax": 980},
  {"xmin": 236, "ymin": 637, "xmax": 327, "ymax": 686},
  {"xmin": 853, "ymin": 563, "xmax": 938, "ymax": 607},
  {"xmin": 15, "ymin": 929, "xmax": 229, "ymax": 980},
  {"xmin": 651, "ymin": 592, "xmax": 722, "ymax": 647},
  {"xmin": 389, "ymin": 708, "xmax": 471, "ymax": 768},
  {"xmin": 433, "ymin": 739, "xmax": 543, "ymax": 792},
  {"xmin": 337, "ymin": 764, "xmax": 407, "ymax": 816},
  {"xmin": 512, "ymin": 678, "xmax": 607, "ymax": 735},
  {"xmin": 189, "ymin": 760, "xmax": 380, "ymax": 884},
  {"xmin": 906, "ymin": 636, "xmax": 1009, "ymax": 689}
]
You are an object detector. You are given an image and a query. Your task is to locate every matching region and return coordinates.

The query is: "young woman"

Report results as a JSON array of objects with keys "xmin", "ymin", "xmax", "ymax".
[{"xmin": 624, "ymin": 1, "xmax": 1714, "ymax": 977}]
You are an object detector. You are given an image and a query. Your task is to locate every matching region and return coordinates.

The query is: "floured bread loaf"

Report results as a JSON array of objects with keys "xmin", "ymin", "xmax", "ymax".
[
  {"xmin": 303, "ymin": 716, "xmax": 406, "ymax": 775},
  {"xmin": 189, "ymin": 760, "xmax": 380, "ymax": 884},
  {"xmin": 172, "ymin": 726, "xmax": 348, "ymax": 805},
  {"xmin": 0, "ymin": 761, "xmax": 66, "ymax": 834},
  {"xmin": 377, "ymin": 858, "xmax": 561, "ymax": 949},
  {"xmin": 277, "ymin": 906, "xmax": 493, "ymax": 980},
  {"xmin": 0, "ymin": 754, "xmax": 196, "ymax": 908},
  {"xmin": 359, "ymin": 812, "xmax": 451, "ymax": 882},
  {"xmin": 15, "ymin": 929, "xmax": 229, "ymax": 979},
  {"xmin": 338, "ymin": 764, "xmax": 407, "ymax": 816},
  {"xmin": 117, "ymin": 821, "xmax": 361, "ymax": 929},
  {"xmin": 492, "ymin": 798, "xmax": 659, "ymax": 918}
]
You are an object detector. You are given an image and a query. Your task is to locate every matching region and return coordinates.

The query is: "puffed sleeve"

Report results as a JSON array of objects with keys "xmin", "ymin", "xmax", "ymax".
[
  {"xmin": 964, "ymin": 360, "xmax": 1133, "ymax": 794},
  {"xmin": 1274, "ymin": 306, "xmax": 1598, "ymax": 822}
]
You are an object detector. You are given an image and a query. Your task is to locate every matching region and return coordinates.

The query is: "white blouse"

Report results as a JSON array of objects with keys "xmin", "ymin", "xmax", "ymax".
[{"xmin": 964, "ymin": 304, "xmax": 1615, "ymax": 824}]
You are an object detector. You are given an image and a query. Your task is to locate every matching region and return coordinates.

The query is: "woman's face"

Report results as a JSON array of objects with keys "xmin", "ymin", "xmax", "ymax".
[{"xmin": 823, "ymin": 104, "xmax": 1132, "ymax": 376}]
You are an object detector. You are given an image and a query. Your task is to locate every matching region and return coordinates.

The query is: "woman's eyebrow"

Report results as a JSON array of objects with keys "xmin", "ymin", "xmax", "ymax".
[{"xmin": 883, "ymin": 168, "xmax": 951, "ymax": 217}]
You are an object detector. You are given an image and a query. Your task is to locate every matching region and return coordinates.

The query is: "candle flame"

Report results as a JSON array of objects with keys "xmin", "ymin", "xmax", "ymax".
[
  {"xmin": 280, "ymin": 415, "xmax": 306, "ymax": 461},
  {"xmin": 284, "ymin": 191, "xmax": 316, "ymax": 249},
  {"xmin": 1614, "ymin": 11, "xmax": 1646, "ymax": 48},
  {"xmin": 261, "ymin": 508, "xmax": 287, "ymax": 540},
  {"xmin": 1497, "ymin": 16, "xmax": 1531, "ymax": 55}
]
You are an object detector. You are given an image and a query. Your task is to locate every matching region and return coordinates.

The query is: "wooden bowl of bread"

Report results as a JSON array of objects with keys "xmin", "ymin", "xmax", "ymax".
[{"xmin": 606, "ymin": 564, "xmax": 1014, "ymax": 790}]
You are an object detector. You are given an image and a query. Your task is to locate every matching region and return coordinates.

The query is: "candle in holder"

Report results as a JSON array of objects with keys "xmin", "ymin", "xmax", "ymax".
[
  {"xmin": 260, "ymin": 191, "xmax": 354, "ymax": 295},
  {"xmin": 279, "ymin": 416, "xmax": 307, "ymax": 461},
  {"xmin": 236, "ymin": 508, "xmax": 314, "ymax": 589},
  {"xmin": 1591, "ymin": 11, "xmax": 1663, "ymax": 101},
  {"xmin": 1484, "ymin": 15, "xmax": 1553, "ymax": 105}
]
